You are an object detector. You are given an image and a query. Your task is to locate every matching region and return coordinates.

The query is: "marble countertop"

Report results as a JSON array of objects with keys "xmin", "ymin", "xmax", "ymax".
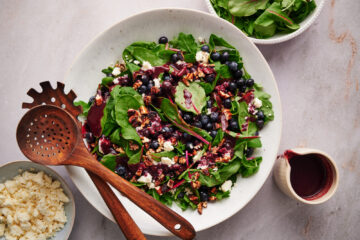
[{"xmin": 0, "ymin": 0, "xmax": 359, "ymax": 239}]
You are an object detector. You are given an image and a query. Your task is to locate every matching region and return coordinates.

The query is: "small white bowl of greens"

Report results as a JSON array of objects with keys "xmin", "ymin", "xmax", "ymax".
[{"xmin": 206, "ymin": 0, "xmax": 325, "ymax": 44}]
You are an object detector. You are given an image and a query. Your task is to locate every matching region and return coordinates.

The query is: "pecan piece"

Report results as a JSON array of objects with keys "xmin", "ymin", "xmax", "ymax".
[
  {"xmin": 191, "ymin": 180, "xmax": 201, "ymax": 189},
  {"xmin": 197, "ymin": 203, "xmax": 203, "ymax": 214},
  {"xmin": 139, "ymin": 106, "xmax": 149, "ymax": 115},
  {"xmin": 133, "ymin": 80, "xmax": 142, "ymax": 90}
]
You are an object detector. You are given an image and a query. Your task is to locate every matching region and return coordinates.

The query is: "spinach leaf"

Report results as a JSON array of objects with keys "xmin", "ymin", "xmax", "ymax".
[
  {"xmin": 169, "ymin": 33, "xmax": 198, "ymax": 54},
  {"xmin": 212, "ymin": 128, "xmax": 224, "ymax": 146},
  {"xmin": 160, "ymin": 98, "xmax": 211, "ymax": 144},
  {"xmin": 127, "ymin": 149, "xmax": 142, "ymax": 164},
  {"xmin": 254, "ymin": 83, "xmax": 274, "ymax": 122},
  {"xmin": 198, "ymin": 159, "xmax": 241, "ymax": 187},
  {"xmin": 228, "ymin": 0, "xmax": 269, "ymax": 17},
  {"xmin": 174, "ymin": 82, "xmax": 206, "ymax": 115},
  {"xmin": 102, "ymin": 77, "xmax": 114, "ymax": 86},
  {"xmin": 150, "ymin": 151, "xmax": 177, "ymax": 162},
  {"xmin": 74, "ymin": 101, "xmax": 91, "ymax": 118},
  {"xmin": 100, "ymin": 154, "xmax": 117, "ymax": 171},
  {"xmin": 114, "ymin": 95, "xmax": 142, "ymax": 145}
]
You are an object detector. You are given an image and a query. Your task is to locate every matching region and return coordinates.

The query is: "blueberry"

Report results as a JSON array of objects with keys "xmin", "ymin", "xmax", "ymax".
[
  {"xmin": 207, "ymin": 100, "xmax": 212, "ymax": 108},
  {"xmin": 182, "ymin": 132, "xmax": 192, "ymax": 140},
  {"xmin": 201, "ymin": 45, "xmax": 210, "ymax": 52},
  {"xmin": 171, "ymin": 53, "xmax": 179, "ymax": 63},
  {"xmin": 193, "ymin": 121, "xmax": 202, "ymax": 128},
  {"xmin": 257, "ymin": 111, "xmax": 265, "ymax": 120},
  {"xmin": 228, "ymin": 82, "xmax": 237, "ymax": 92},
  {"xmin": 85, "ymin": 132, "xmax": 95, "ymax": 143},
  {"xmin": 150, "ymin": 141, "xmax": 159, "ymax": 149},
  {"xmin": 205, "ymin": 122, "xmax": 213, "ymax": 130},
  {"xmin": 210, "ymin": 112, "xmax": 219, "ymax": 122},
  {"xmin": 158, "ymin": 36, "xmax": 168, "ymax": 44},
  {"xmin": 138, "ymin": 85, "xmax": 147, "ymax": 94},
  {"xmin": 245, "ymin": 148, "xmax": 254, "ymax": 157},
  {"xmin": 220, "ymin": 51, "xmax": 229, "ymax": 63},
  {"xmin": 88, "ymin": 96, "xmax": 95, "ymax": 105},
  {"xmin": 183, "ymin": 113, "xmax": 193, "ymax": 123},
  {"xmin": 177, "ymin": 51, "xmax": 184, "ymax": 61},
  {"xmin": 200, "ymin": 115, "xmax": 210, "ymax": 126},
  {"xmin": 161, "ymin": 126, "xmax": 171, "ymax": 134},
  {"xmin": 162, "ymin": 80, "xmax": 172, "ymax": 90},
  {"xmin": 240, "ymin": 85, "xmax": 247, "ymax": 93},
  {"xmin": 163, "ymin": 74, "xmax": 171, "ymax": 81},
  {"xmin": 246, "ymin": 78, "xmax": 255, "ymax": 87},
  {"xmin": 256, "ymin": 119, "xmax": 264, "ymax": 129},
  {"xmin": 234, "ymin": 70, "xmax": 243, "ymax": 79},
  {"xmin": 147, "ymin": 80, "xmax": 154, "ymax": 90},
  {"xmin": 186, "ymin": 142, "xmax": 194, "ymax": 151},
  {"xmin": 200, "ymin": 191, "xmax": 208, "ymax": 202},
  {"xmin": 205, "ymin": 74, "xmax": 215, "ymax": 83},
  {"xmin": 177, "ymin": 192, "xmax": 185, "ymax": 199},
  {"xmin": 115, "ymin": 165, "xmax": 127, "ymax": 177},
  {"xmin": 210, "ymin": 52, "xmax": 221, "ymax": 61},
  {"xmin": 228, "ymin": 61, "xmax": 238, "ymax": 72},
  {"xmin": 223, "ymin": 98, "xmax": 232, "ymax": 109},
  {"xmin": 223, "ymin": 141, "xmax": 231, "ymax": 149},
  {"xmin": 229, "ymin": 119, "xmax": 239, "ymax": 131},
  {"xmin": 236, "ymin": 78, "xmax": 245, "ymax": 88},
  {"xmin": 210, "ymin": 130, "xmax": 218, "ymax": 138},
  {"xmin": 141, "ymin": 75, "xmax": 149, "ymax": 85},
  {"xmin": 224, "ymin": 61, "xmax": 230, "ymax": 66}
]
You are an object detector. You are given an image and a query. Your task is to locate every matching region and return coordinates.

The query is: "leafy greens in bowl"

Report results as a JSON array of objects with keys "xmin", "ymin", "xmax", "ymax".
[
  {"xmin": 64, "ymin": 8, "xmax": 282, "ymax": 236},
  {"xmin": 206, "ymin": 0, "xmax": 324, "ymax": 44},
  {"xmin": 76, "ymin": 33, "xmax": 274, "ymax": 214}
]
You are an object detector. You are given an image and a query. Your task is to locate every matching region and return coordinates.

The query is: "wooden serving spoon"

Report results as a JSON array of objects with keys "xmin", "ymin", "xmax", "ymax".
[
  {"xmin": 16, "ymin": 104, "xmax": 195, "ymax": 240},
  {"xmin": 22, "ymin": 81, "xmax": 145, "ymax": 240}
]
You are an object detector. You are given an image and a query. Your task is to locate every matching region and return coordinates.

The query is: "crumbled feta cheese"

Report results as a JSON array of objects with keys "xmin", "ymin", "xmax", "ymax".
[
  {"xmin": 197, "ymin": 164, "xmax": 208, "ymax": 170},
  {"xmin": 176, "ymin": 60, "xmax": 186, "ymax": 65},
  {"xmin": 133, "ymin": 60, "xmax": 140, "ymax": 65},
  {"xmin": 213, "ymin": 167, "xmax": 218, "ymax": 172},
  {"xmin": 161, "ymin": 157, "xmax": 175, "ymax": 166},
  {"xmin": 137, "ymin": 174, "xmax": 152, "ymax": 184},
  {"xmin": 207, "ymin": 108, "xmax": 212, "ymax": 115},
  {"xmin": 141, "ymin": 61, "xmax": 153, "ymax": 71},
  {"xmin": 95, "ymin": 94, "xmax": 102, "ymax": 102},
  {"xmin": 220, "ymin": 180, "xmax": 232, "ymax": 192},
  {"xmin": 147, "ymin": 182, "xmax": 156, "ymax": 189},
  {"xmin": 163, "ymin": 141, "xmax": 174, "ymax": 151},
  {"xmin": 142, "ymin": 137, "xmax": 151, "ymax": 143},
  {"xmin": 0, "ymin": 171, "xmax": 69, "ymax": 240},
  {"xmin": 253, "ymin": 98, "xmax": 262, "ymax": 108},
  {"xmin": 195, "ymin": 51, "xmax": 210, "ymax": 63},
  {"xmin": 153, "ymin": 78, "xmax": 161, "ymax": 88},
  {"xmin": 198, "ymin": 36, "xmax": 205, "ymax": 43},
  {"xmin": 193, "ymin": 151, "xmax": 204, "ymax": 162},
  {"xmin": 112, "ymin": 67, "xmax": 121, "ymax": 76},
  {"xmin": 113, "ymin": 78, "xmax": 119, "ymax": 84},
  {"xmin": 184, "ymin": 187, "xmax": 192, "ymax": 195}
]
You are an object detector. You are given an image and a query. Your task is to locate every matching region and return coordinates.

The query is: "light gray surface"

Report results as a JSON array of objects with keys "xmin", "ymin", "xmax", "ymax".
[{"xmin": 0, "ymin": 0, "xmax": 359, "ymax": 240}]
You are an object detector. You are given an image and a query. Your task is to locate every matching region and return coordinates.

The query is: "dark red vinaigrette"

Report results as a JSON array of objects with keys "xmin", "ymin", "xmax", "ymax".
[{"xmin": 285, "ymin": 151, "xmax": 332, "ymax": 200}]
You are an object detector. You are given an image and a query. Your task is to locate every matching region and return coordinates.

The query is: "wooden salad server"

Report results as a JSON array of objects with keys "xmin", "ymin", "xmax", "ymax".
[
  {"xmin": 17, "ymin": 82, "xmax": 196, "ymax": 240},
  {"xmin": 21, "ymin": 81, "xmax": 145, "ymax": 240}
]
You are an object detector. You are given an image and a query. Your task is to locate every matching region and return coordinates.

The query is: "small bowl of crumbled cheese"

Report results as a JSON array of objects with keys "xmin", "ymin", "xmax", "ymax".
[{"xmin": 0, "ymin": 161, "xmax": 75, "ymax": 240}]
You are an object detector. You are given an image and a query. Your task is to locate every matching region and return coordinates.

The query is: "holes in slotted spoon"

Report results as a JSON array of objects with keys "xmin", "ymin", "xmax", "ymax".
[
  {"xmin": 174, "ymin": 224, "xmax": 181, "ymax": 230},
  {"xmin": 61, "ymin": 104, "xmax": 66, "ymax": 109},
  {"xmin": 26, "ymin": 134, "xmax": 30, "ymax": 138},
  {"xmin": 51, "ymin": 97, "xmax": 56, "ymax": 103},
  {"xmin": 44, "ymin": 114, "xmax": 48, "ymax": 118},
  {"xmin": 30, "ymin": 122, "xmax": 34, "ymax": 126},
  {"xmin": 34, "ymin": 137, "xmax": 38, "ymax": 141}
]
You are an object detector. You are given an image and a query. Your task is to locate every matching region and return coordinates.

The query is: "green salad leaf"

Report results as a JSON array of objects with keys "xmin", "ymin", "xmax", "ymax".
[
  {"xmin": 174, "ymin": 82, "xmax": 206, "ymax": 115},
  {"xmin": 229, "ymin": 0, "xmax": 269, "ymax": 17}
]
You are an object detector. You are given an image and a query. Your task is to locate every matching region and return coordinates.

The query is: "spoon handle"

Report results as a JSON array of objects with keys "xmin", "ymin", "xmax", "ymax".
[
  {"xmin": 87, "ymin": 171, "xmax": 146, "ymax": 240},
  {"xmin": 70, "ymin": 149, "xmax": 196, "ymax": 240}
]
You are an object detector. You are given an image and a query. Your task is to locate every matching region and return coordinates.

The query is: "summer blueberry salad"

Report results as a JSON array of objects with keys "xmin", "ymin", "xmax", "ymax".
[
  {"xmin": 75, "ymin": 33, "xmax": 274, "ymax": 214},
  {"xmin": 210, "ymin": 0, "xmax": 317, "ymax": 39}
]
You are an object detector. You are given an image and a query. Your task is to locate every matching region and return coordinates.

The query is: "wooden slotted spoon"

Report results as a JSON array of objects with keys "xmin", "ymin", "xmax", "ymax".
[
  {"xmin": 22, "ymin": 81, "xmax": 145, "ymax": 240},
  {"xmin": 17, "ymin": 90, "xmax": 195, "ymax": 240}
]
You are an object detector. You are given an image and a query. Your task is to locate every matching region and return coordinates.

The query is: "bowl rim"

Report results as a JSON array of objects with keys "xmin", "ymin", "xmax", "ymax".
[
  {"xmin": 63, "ymin": 7, "xmax": 282, "ymax": 235},
  {"xmin": 204, "ymin": 0, "xmax": 326, "ymax": 45},
  {"xmin": 0, "ymin": 160, "xmax": 76, "ymax": 240}
]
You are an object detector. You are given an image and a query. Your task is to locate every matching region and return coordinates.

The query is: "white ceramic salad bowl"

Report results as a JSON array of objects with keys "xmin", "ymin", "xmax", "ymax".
[
  {"xmin": 205, "ymin": 0, "xmax": 326, "ymax": 45},
  {"xmin": 64, "ymin": 8, "xmax": 282, "ymax": 236}
]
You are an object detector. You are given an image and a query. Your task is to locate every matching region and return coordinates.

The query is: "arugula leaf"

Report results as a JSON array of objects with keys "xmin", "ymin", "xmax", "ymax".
[
  {"xmin": 228, "ymin": 0, "xmax": 269, "ymax": 17},
  {"xmin": 208, "ymin": 34, "xmax": 235, "ymax": 49},
  {"xmin": 240, "ymin": 156, "xmax": 262, "ymax": 177},
  {"xmin": 100, "ymin": 154, "xmax": 117, "ymax": 171},
  {"xmin": 169, "ymin": 33, "xmax": 198, "ymax": 54},
  {"xmin": 174, "ymin": 82, "xmax": 206, "ymax": 115},
  {"xmin": 198, "ymin": 159, "xmax": 241, "ymax": 187}
]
